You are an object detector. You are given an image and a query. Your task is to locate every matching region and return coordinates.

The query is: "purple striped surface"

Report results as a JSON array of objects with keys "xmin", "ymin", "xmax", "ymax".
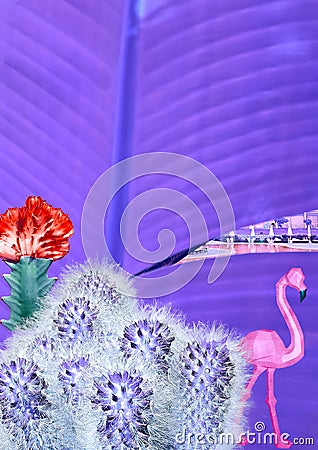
[{"xmin": 0, "ymin": 1, "xmax": 317, "ymax": 447}]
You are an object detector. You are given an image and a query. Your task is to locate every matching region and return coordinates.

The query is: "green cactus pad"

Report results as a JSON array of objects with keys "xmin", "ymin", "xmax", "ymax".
[{"xmin": 1, "ymin": 257, "xmax": 56, "ymax": 330}]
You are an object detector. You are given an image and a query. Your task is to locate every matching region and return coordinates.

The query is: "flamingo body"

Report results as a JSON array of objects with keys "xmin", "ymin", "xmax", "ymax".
[
  {"xmin": 242, "ymin": 329, "xmax": 302, "ymax": 369},
  {"xmin": 239, "ymin": 268, "xmax": 307, "ymax": 449}
]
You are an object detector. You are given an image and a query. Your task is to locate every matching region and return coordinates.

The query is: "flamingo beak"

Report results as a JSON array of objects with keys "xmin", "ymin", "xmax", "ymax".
[{"xmin": 300, "ymin": 289, "xmax": 307, "ymax": 303}]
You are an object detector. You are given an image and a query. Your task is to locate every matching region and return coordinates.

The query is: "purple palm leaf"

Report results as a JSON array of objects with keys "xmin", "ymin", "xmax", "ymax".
[
  {"xmin": 0, "ymin": 1, "xmax": 317, "ymax": 274},
  {"xmin": 1, "ymin": 2, "xmax": 318, "ymax": 443}
]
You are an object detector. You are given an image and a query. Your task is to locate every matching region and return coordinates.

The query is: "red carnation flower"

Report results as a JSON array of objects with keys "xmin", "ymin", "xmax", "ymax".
[{"xmin": 0, "ymin": 196, "xmax": 74, "ymax": 261}]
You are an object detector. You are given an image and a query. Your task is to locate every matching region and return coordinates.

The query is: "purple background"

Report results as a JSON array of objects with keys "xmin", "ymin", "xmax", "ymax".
[{"xmin": 0, "ymin": 1, "xmax": 317, "ymax": 448}]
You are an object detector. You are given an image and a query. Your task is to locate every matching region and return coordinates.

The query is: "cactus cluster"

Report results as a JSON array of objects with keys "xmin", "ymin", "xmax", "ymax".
[{"xmin": 0, "ymin": 261, "xmax": 246, "ymax": 449}]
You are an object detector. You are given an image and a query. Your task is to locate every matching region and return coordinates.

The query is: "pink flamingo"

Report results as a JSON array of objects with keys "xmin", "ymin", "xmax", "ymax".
[{"xmin": 240, "ymin": 268, "xmax": 307, "ymax": 449}]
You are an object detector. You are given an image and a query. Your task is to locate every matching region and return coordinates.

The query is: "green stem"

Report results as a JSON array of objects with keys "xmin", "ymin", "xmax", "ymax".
[{"xmin": 1, "ymin": 257, "xmax": 56, "ymax": 330}]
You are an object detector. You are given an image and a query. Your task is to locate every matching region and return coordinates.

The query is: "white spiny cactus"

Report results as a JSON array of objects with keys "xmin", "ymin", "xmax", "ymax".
[{"xmin": 0, "ymin": 261, "xmax": 247, "ymax": 450}]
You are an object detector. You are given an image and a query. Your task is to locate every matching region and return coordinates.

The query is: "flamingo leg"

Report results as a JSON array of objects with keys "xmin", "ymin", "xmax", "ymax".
[
  {"xmin": 266, "ymin": 368, "xmax": 292, "ymax": 449},
  {"xmin": 238, "ymin": 365, "xmax": 265, "ymax": 446}
]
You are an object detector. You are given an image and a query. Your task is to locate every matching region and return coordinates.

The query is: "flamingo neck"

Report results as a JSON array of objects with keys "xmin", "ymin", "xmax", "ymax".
[{"xmin": 276, "ymin": 280, "xmax": 304, "ymax": 364}]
